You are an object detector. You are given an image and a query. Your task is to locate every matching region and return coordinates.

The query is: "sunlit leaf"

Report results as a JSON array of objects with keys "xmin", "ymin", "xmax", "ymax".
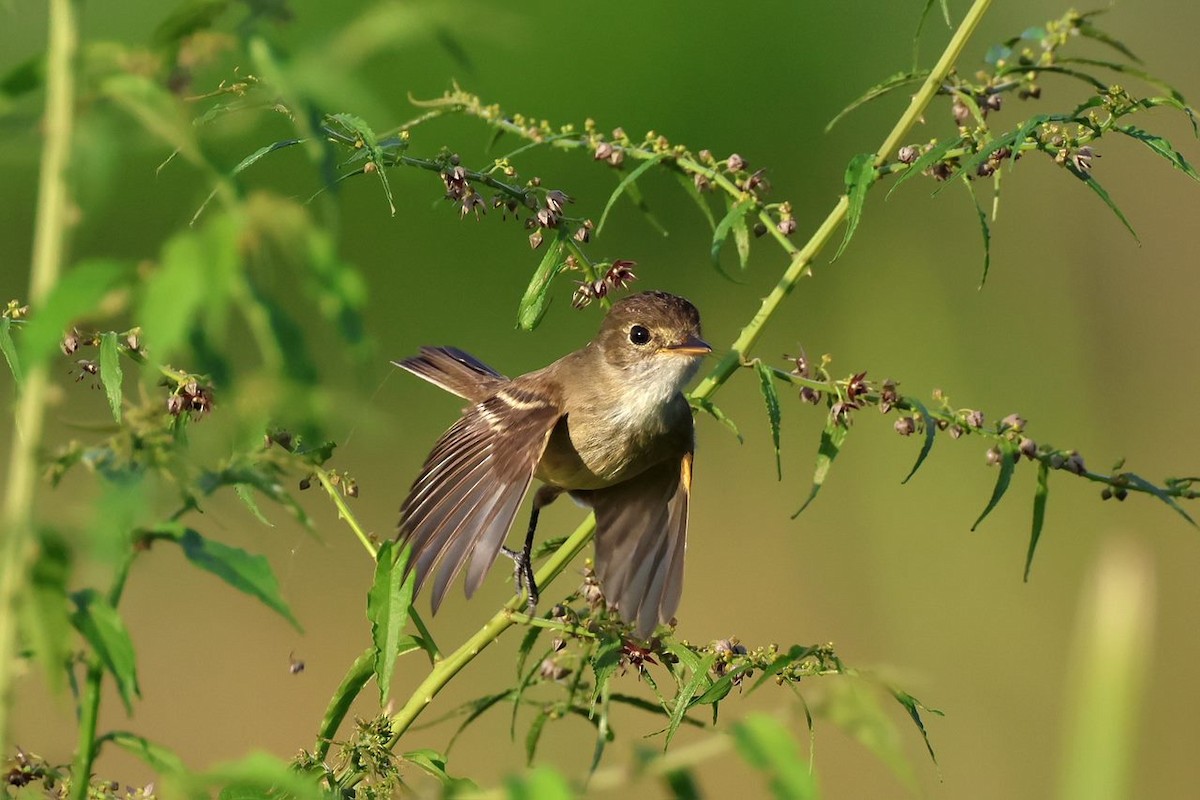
[
  {"xmin": 794, "ymin": 415, "xmax": 849, "ymax": 516},
  {"xmin": 711, "ymin": 198, "xmax": 754, "ymax": 277},
  {"xmin": 517, "ymin": 232, "xmax": 566, "ymax": 331},
  {"xmin": 754, "ymin": 361, "xmax": 782, "ymax": 479},
  {"xmin": 826, "ymin": 72, "xmax": 930, "ymax": 132},
  {"xmin": 103, "ymin": 731, "xmax": 187, "ymax": 775},
  {"xmin": 368, "ymin": 541, "xmax": 416, "ymax": 703},
  {"xmin": 731, "ymin": 713, "xmax": 817, "ymax": 800},
  {"xmin": 963, "ymin": 180, "xmax": 991, "ymax": 287},
  {"xmin": 0, "ymin": 317, "xmax": 21, "ymax": 385},
  {"xmin": 1064, "ymin": 163, "xmax": 1139, "ymax": 243},
  {"xmin": 1025, "ymin": 461, "xmax": 1050, "ymax": 582},
  {"xmin": 1114, "ymin": 125, "xmax": 1200, "ymax": 182},
  {"xmin": 971, "ymin": 439, "xmax": 1017, "ymax": 531},
  {"xmin": 597, "ymin": 154, "xmax": 666, "ymax": 235},
  {"xmin": 70, "ymin": 589, "xmax": 140, "ymax": 714},
  {"xmin": 19, "ymin": 259, "xmax": 133, "ymax": 371},
  {"xmin": 834, "ymin": 153, "xmax": 877, "ymax": 261},
  {"xmin": 98, "ymin": 332, "xmax": 124, "ymax": 423}
]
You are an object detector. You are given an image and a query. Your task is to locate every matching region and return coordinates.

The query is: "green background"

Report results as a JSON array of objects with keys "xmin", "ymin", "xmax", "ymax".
[{"xmin": 3, "ymin": 0, "xmax": 1199, "ymax": 796}]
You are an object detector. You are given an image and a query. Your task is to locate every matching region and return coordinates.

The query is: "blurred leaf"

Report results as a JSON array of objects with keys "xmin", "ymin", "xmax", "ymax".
[
  {"xmin": 963, "ymin": 180, "xmax": 991, "ymax": 287},
  {"xmin": 70, "ymin": 589, "xmax": 140, "ymax": 714},
  {"xmin": 889, "ymin": 687, "xmax": 942, "ymax": 765},
  {"xmin": 597, "ymin": 154, "xmax": 665, "ymax": 234},
  {"xmin": 886, "ymin": 136, "xmax": 960, "ymax": 199},
  {"xmin": 0, "ymin": 53, "xmax": 44, "ymax": 102},
  {"xmin": 711, "ymin": 198, "xmax": 754, "ymax": 277},
  {"xmin": 447, "ymin": 690, "xmax": 514, "ymax": 753},
  {"xmin": 819, "ymin": 679, "xmax": 915, "ymax": 791},
  {"xmin": 517, "ymin": 232, "xmax": 566, "ymax": 331},
  {"xmin": 1064, "ymin": 163, "xmax": 1139, "ymax": 243},
  {"xmin": 0, "ymin": 317, "xmax": 21, "ymax": 384},
  {"xmin": 672, "ymin": 168, "xmax": 716, "ymax": 230},
  {"xmin": 834, "ymin": 153, "xmax": 876, "ymax": 260},
  {"xmin": 503, "ymin": 765, "xmax": 573, "ymax": 800},
  {"xmin": 176, "ymin": 751, "xmax": 326, "ymax": 800},
  {"xmin": 1076, "ymin": 20, "xmax": 1141, "ymax": 63},
  {"xmin": 159, "ymin": 524, "xmax": 302, "ymax": 631},
  {"xmin": 19, "ymin": 259, "xmax": 133, "ymax": 370},
  {"xmin": 103, "ymin": 731, "xmax": 186, "ymax": 775},
  {"xmin": 1025, "ymin": 461, "xmax": 1050, "ymax": 582},
  {"xmin": 731, "ymin": 713, "xmax": 818, "ymax": 800},
  {"xmin": 663, "ymin": 767, "xmax": 702, "ymax": 800},
  {"xmin": 314, "ymin": 647, "xmax": 373, "ymax": 760},
  {"xmin": 404, "ymin": 748, "xmax": 475, "ymax": 791},
  {"xmin": 666, "ymin": 651, "xmax": 717, "ymax": 747},
  {"xmin": 971, "ymin": 439, "xmax": 1017, "ymax": 531},
  {"xmin": 21, "ymin": 531, "xmax": 71, "ymax": 692},
  {"xmin": 152, "ymin": 0, "xmax": 231, "ymax": 48},
  {"xmin": 102, "ymin": 73, "xmax": 205, "ymax": 167},
  {"xmin": 691, "ymin": 397, "xmax": 743, "ymax": 443},
  {"xmin": 754, "ymin": 361, "xmax": 782, "ymax": 479},
  {"xmin": 901, "ymin": 398, "xmax": 937, "ymax": 484},
  {"xmin": 88, "ymin": 475, "xmax": 145, "ymax": 565},
  {"xmin": 826, "ymin": 72, "xmax": 930, "ymax": 132},
  {"xmin": 1114, "ymin": 125, "xmax": 1200, "ymax": 181},
  {"xmin": 98, "ymin": 332, "xmax": 124, "ymax": 423},
  {"xmin": 368, "ymin": 540, "xmax": 416, "ymax": 704},
  {"xmin": 1122, "ymin": 472, "xmax": 1196, "ymax": 526},
  {"xmin": 247, "ymin": 278, "xmax": 320, "ymax": 384},
  {"xmin": 525, "ymin": 706, "xmax": 551, "ymax": 765},
  {"xmin": 794, "ymin": 416, "xmax": 849, "ymax": 517},
  {"xmin": 234, "ymin": 484, "xmax": 273, "ymax": 527}
]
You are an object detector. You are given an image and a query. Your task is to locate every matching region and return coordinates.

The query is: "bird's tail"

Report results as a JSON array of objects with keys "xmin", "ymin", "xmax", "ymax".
[{"xmin": 392, "ymin": 346, "xmax": 507, "ymax": 402}]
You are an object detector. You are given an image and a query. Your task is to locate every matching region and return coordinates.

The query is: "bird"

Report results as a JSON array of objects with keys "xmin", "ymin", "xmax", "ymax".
[{"xmin": 393, "ymin": 290, "xmax": 710, "ymax": 638}]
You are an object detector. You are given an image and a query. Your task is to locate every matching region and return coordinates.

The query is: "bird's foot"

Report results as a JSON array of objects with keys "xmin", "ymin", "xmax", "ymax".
[{"xmin": 500, "ymin": 546, "xmax": 539, "ymax": 614}]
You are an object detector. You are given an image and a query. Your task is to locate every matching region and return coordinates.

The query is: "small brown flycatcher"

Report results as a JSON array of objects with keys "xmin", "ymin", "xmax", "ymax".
[{"xmin": 393, "ymin": 291, "xmax": 710, "ymax": 638}]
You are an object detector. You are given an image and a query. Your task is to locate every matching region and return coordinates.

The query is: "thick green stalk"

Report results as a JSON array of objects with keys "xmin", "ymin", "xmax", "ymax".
[{"xmin": 0, "ymin": 0, "xmax": 81, "ymax": 753}]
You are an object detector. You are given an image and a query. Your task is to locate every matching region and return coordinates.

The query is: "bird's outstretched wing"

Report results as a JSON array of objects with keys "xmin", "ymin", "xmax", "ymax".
[
  {"xmin": 399, "ymin": 384, "xmax": 563, "ymax": 612},
  {"xmin": 586, "ymin": 451, "xmax": 692, "ymax": 639},
  {"xmin": 393, "ymin": 346, "xmax": 507, "ymax": 402}
]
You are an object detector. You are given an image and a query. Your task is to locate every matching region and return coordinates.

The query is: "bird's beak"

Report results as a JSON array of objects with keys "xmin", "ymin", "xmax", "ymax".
[{"xmin": 661, "ymin": 335, "xmax": 712, "ymax": 357}]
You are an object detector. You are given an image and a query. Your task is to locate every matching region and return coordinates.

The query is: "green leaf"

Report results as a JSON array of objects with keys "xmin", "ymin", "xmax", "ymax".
[
  {"xmin": 901, "ymin": 398, "xmax": 937, "ymax": 484},
  {"xmin": 446, "ymin": 690, "xmax": 514, "ymax": 753},
  {"xmin": 834, "ymin": 153, "xmax": 877, "ymax": 261},
  {"xmin": 1064, "ymin": 163, "xmax": 1139, "ymax": 243},
  {"xmin": 1076, "ymin": 20, "xmax": 1141, "ymax": 63},
  {"xmin": 912, "ymin": 1, "xmax": 951, "ymax": 67},
  {"xmin": 1025, "ymin": 461, "xmax": 1050, "ymax": 582},
  {"xmin": 889, "ymin": 687, "xmax": 943, "ymax": 765},
  {"xmin": 731, "ymin": 713, "xmax": 818, "ymax": 800},
  {"xmin": 690, "ymin": 396, "xmax": 743, "ymax": 443},
  {"xmin": 70, "ymin": 589, "xmax": 140, "ymax": 714},
  {"xmin": 886, "ymin": 136, "xmax": 962, "ymax": 199},
  {"xmin": 1133, "ymin": 96, "xmax": 1199, "ymax": 137},
  {"xmin": 710, "ymin": 198, "xmax": 755, "ymax": 277},
  {"xmin": 177, "ymin": 751, "xmax": 328, "ymax": 800},
  {"xmin": 98, "ymin": 332, "xmax": 124, "ymax": 423},
  {"xmin": 666, "ymin": 651, "xmax": 717, "ymax": 747},
  {"xmin": 515, "ymin": 624, "xmax": 544, "ymax": 681},
  {"xmin": 314, "ymin": 647, "xmax": 374, "ymax": 760},
  {"xmin": 1114, "ymin": 125, "xmax": 1200, "ymax": 181},
  {"xmin": 0, "ymin": 53, "xmax": 44, "ymax": 104},
  {"xmin": 597, "ymin": 154, "xmax": 666, "ymax": 235},
  {"xmin": 826, "ymin": 72, "xmax": 930, "ymax": 132},
  {"xmin": 326, "ymin": 113, "xmax": 395, "ymax": 215},
  {"xmin": 517, "ymin": 233, "xmax": 566, "ymax": 331},
  {"xmin": 1058, "ymin": 57, "xmax": 1184, "ymax": 104},
  {"xmin": 672, "ymin": 168, "xmax": 716, "ymax": 230},
  {"xmin": 21, "ymin": 531, "xmax": 72, "ymax": 692},
  {"xmin": 512, "ymin": 645, "xmax": 552, "ymax": 740},
  {"xmin": 971, "ymin": 439, "xmax": 1017, "ymax": 531},
  {"xmin": 19, "ymin": 259, "xmax": 133, "ymax": 371},
  {"xmin": 1122, "ymin": 472, "xmax": 1197, "ymax": 526},
  {"xmin": 525, "ymin": 706, "xmax": 551, "ymax": 765},
  {"xmin": 161, "ymin": 524, "xmax": 302, "ymax": 631},
  {"xmin": 663, "ymin": 767, "xmax": 702, "ymax": 800},
  {"xmin": 503, "ymin": 765, "xmax": 574, "ymax": 800},
  {"xmin": 368, "ymin": 540, "xmax": 416, "ymax": 704},
  {"xmin": 963, "ymin": 180, "xmax": 992, "ymax": 288},
  {"xmin": 754, "ymin": 361, "xmax": 782, "ymax": 479},
  {"xmin": 0, "ymin": 317, "xmax": 21, "ymax": 385},
  {"xmin": 103, "ymin": 731, "xmax": 187, "ymax": 775},
  {"xmin": 748, "ymin": 645, "xmax": 819, "ymax": 694},
  {"xmin": 732, "ymin": 204, "xmax": 752, "ymax": 270},
  {"xmin": 794, "ymin": 415, "xmax": 850, "ymax": 516},
  {"xmin": 820, "ymin": 679, "xmax": 916, "ymax": 790},
  {"xmin": 152, "ymin": 0, "xmax": 231, "ymax": 48},
  {"xmin": 589, "ymin": 635, "xmax": 624, "ymax": 713},
  {"xmin": 950, "ymin": 115, "xmax": 1048, "ymax": 188},
  {"xmin": 404, "ymin": 748, "xmax": 475, "ymax": 791},
  {"xmin": 102, "ymin": 73, "xmax": 204, "ymax": 167},
  {"xmin": 234, "ymin": 484, "xmax": 274, "ymax": 527}
]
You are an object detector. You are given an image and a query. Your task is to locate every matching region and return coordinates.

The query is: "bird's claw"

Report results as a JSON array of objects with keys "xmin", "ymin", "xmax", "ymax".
[{"xmin": 501, "ymin": 546, "xmax": 539, "ymax": 614}]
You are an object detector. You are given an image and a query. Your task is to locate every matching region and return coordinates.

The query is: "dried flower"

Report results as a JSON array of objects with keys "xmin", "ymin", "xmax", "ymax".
[
  {"xmin": 545, "ymin": 189, "xmax": 572, "ymax": 214},
  {"xmin": 965, "ymin": 409, "xmax": 984, "ymax": 429},
  {"xmin": 898, "ymin": 145, "xmax": 920, "ymax": 164},
  {"xmin": 528, "ymin": 230, "xmax": 544, "ymax": 250},
  {"xmin": 693, "ymin": 172, "xmax": 712, "ymax": 193},
  {"xmin": 539, "ymin": 658, "xmax": 571, "ymax": 681},
  {"xmin": 726, "ymin": 153, "xmax": 747, "ymax": 172},
  {"xmin": 1000, "ymin": 413, "xmax": 1026, "ymax": 431},
  {"xmin": 777, "ymin": 217, "xmax": 796, "ymax": 236},
  {"xmin": 985, "ymin": 446, "xmax": 1003, "ymax": 466},
  {"xmin": 894, "ymin": 417, "xmax": 916, "ymax": 436},
  {"xmin": 1071, "ymin": 146, "xmax": 1096, "ymax": 172},
  {"xmin": 878, "ymin": 379, "xmax": 899, "ymax": 413},
  {"xmin": 61, "ymin": 330, "xmax": 80, "ymax": 355},
  {"xmin": 605, "ymin": 260, "xmax": 638, "ymax": 289},
  {"xmin": 1018, "ymin": 437, "xmax": 1038, "ymax": 460}
]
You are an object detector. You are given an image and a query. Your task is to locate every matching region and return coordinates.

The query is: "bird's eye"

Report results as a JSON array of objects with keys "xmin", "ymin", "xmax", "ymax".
[{"xmin": 629, "ymin": 325, "xmax": 652, "ymax": 345}]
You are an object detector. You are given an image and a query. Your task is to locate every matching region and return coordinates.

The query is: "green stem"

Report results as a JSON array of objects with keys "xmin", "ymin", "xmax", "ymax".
[{"xmin": 0, "ymin": 0, "xmax": 80, "ymax": 755}]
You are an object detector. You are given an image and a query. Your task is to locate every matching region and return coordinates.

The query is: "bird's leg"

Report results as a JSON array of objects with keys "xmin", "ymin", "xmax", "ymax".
[{"xmin": 501, "ymin": 485, "xmax": 563, "ymax": 614}]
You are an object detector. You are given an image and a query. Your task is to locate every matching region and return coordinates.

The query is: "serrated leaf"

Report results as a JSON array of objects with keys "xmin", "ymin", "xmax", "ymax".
[
  {"xmin": 98, "ymin": 332, "xmax": 124, "ymax": 422},
  {"xmin": 326, "ymin": 113, "xmax": 394, "ymax": 215},
  {"xmin": 1133, "ymin": 96, "xmax": 1199, "ymax": 137},
  {"xmin": 1064, "ymin": 163, "xmax": 1139, "ymax": 243},
  {"xmin": 672, "ymin": 168, "xmax": 716, "ymax": 230},
  {"xmin": 948, "ymin": 116, "xmax": 1048, "ymax": 189},
  {"xmin": 1025, "ymin": 461, "xmax": 1050, "ymax": 582},
  {"xmin": 103, "ymin": 731, "xmax": 187, "ymax": 775},
  {"xmin": 515, "ymin": 624, "xmax": 544, "ymax": 681},
  {"xmin": 70, "ymin": 589, "xmax": 140, "ymax": 714},
  {"xmin": 22, "ymin": 531, "xmax": 71, "ymax": 692},
  {"xmin": 0, "ymin": 318, "xmax": 21, "ymax": 385},
  {"xmin": 666, "ymin": 651, "xmax": 717, "ymax": 747},
  {"xmin": 963, "ymin": 180, "xmax": 991, "ymax": 287},
  {"xmin": 1114, "ymin": 125, "xmax": 1200, "ymax": 181},
  {"xmin": 754, "ymin": 362, "xmax": 782, "ymax": 479},
  {"xmin": 512, "ymin": 645, "xmax": 552, "ymax": 740},
  {"xmin": 525, "ymin": 707, "xmax": 551, "ymax": 765},
  {"xmin": 1076, "ymin": 21, "xmax": 1141, "ymax": 63},
  {"xmin": 589, "ymin": 636, "xmax": 624, "ymax": 713},
  {"xmin": 834, "ymin": 153, "xmax": 877, "ymax": 261},
  {"xmin": 826, "ymin": 72, "xmax": 930, "ymax": 133},
  {"xmin": 234, "ymin": 484, "xmax": 273, "ymax": 527},
  {"xmin": 732, "ymin": 208, "xmax": 751, "ymax": 269},
  {"xmin": 690, "ymin": 396, "xmax": 743, "ymax": 443},
  {"xmin": 404, "ymin": 748, "xmax": 474, "ymax": 791},
  {"xmin": 19, "ymin": 259, "xmax": 133, "ymax": 371},
  {"xmin": 1122, "ymin": 472, "xmax": 1197, "ymax": 526},
  {"xmin": 162, "ymin": 524, "xmax": 302, "ymax": 631},
  {"xmin": 902, "ymin": 398, "xmax": 937, "ymax": 483},
  {"xmin": 731, "ymin": 713, "xmax": 817, "ymax": 800},
  {"xmin": 710, "ymin": 198, "xmax": 755, "ymax": 277},
  {"xmin": 597, "ymin": 154, "xmax": 665, "ymax": 235},
  {"xmin": 314, "ymin": 647, "xmax": 374, "ymax": 760},
  {"xmin": 887, "ymin": 136, "xmax": 962, "ymax": 199},
  {"xmin": 517, "ymin": 233, "xmax": 566, "ymax": 331},
  {"xmin": 368, "ymin": 540, "xmax": 416, "ymax": 704},
  {"xmin": 972, "ymin": 439, "xmax": 1017, "ymax": 531},
  {"xmin": 1059, "ymin": 57, "xmax": 1184, "ymax": 104},
  {"xmin": 889, "ymin": 687, "xmax": 943, "ymax": 765},
  {"xmin": 794, "ymin": 415, "xmax": 850, "ymax": 516}
]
